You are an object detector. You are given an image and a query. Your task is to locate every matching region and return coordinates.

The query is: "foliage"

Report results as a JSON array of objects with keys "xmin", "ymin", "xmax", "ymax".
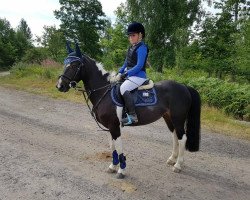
[
  {"xmin": 54, "ymin": 0, "xmax": 108, "ymax": 59},
  {"xmin": 0, "ymin": 18, "xmax": 33, "ymax": 70},
  {"xmin": 21, "ymin": 47, "xmax": 48, "ymax": 64},
  {"xmin": 148, "ymin": 68, "xmax": 250, "ymax": 120},
  {"xmin": 100, "ymin": 23, "xmax": 128, "ymax": 70},
  {"xmin": 14, "ymin": 18, "xmax": 33, "ymax": 61},
  {"xmin": 234, "ymin": 19, "xmax": 250, "ymax": 81},
  {"xmin": 0, "ymin": 18, "xmax": 17, "ymax": 69},
  {"xmin": 38, "ymin": 26, "xmax": 66, "ymax": 62},
  {"xmin": 126, "ymin": 0, "xmax": 202, "ymax": 71},
  {"xmin": 10, "ymin": 62, "xmax": 60, "ymax": 80}
]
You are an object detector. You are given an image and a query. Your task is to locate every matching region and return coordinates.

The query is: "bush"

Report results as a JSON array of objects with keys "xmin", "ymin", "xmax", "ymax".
[
  {"xmin": 148, "ymin": 69, "xmax": 250, "ymax": 121},
  {"xmin": 10, "ymin": 61, "xmax": 60, "ymax": 80}
]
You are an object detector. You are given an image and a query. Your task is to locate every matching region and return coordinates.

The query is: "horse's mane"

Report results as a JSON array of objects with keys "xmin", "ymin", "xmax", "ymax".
[{"xmin": 82, "ymin": 54, "xmax": 115, "ymax": 83}]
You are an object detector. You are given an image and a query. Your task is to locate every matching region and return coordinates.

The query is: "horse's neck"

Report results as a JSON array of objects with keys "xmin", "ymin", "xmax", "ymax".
[{"xmin": 82, "ymin": 59, "xmax": 110, "ymax": 105}]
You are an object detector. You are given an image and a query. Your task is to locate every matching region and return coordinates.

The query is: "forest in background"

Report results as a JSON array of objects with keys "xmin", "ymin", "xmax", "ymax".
[{"xmin": 0, "ymin": 0, "xmax": 249, "ymax": 120}]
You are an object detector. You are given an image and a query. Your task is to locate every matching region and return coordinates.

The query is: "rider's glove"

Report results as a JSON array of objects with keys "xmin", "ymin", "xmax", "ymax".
[{"xmin": 121, "ymin": 72, "xmax": 127, "ymax": 80}]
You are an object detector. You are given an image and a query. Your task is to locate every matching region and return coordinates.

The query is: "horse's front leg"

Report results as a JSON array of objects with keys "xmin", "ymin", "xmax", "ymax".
[
  {"xmin": 108, "ymin": 112, "xmax": 126, "ymax": 179},
  {"xmin": 107, "ymin": 136, "xmax": 119, "ymax": 173},
  {"xmin": 114, "ymin": 136, "xmax": 126, "ymax": 179}
]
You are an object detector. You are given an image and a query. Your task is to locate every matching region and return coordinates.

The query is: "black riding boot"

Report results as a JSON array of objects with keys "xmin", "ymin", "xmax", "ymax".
[{"xmin": 121, "ymin": 91, "xmax": 138, "ymax": 125}]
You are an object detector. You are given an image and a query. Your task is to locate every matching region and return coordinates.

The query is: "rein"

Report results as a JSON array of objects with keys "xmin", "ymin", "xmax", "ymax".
[
  {"xmin": 73, "ymin": 83, "xmax": 111, "ymax": 132},
  {"xmin": 60, "ymin": 57, "xmax": 112, "ymax": 131}
]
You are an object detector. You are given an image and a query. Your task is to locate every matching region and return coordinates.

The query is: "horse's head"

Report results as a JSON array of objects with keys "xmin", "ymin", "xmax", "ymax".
[{"xmin": 56, "ymin": 41, "xmax": 83, "ymax": 92}]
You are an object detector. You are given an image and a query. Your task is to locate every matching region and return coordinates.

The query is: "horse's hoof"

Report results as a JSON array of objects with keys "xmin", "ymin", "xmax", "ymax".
[
  {"xmin": 117, "ymin": 173, "xmax": 125, "ymax": 179},
  {"xmin": 107, "ymin": 168, "xmax": 117, "ymax": 174},
  {"xmin": 167, "ymin": 159, "xmax": 176, "ymax": 166},
  {"xmin": 173, "ymin": 166, "xmax": 181, "ymax": 173}
]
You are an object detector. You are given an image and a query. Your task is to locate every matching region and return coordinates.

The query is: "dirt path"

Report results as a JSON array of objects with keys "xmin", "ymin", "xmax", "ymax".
[
  {"xmin": 0, "ymin": 86, "xmax": 249, "ymax": 200},
  {"xmin": 0, "ymin": 71, "xmax": 10, "ymax": 77}
]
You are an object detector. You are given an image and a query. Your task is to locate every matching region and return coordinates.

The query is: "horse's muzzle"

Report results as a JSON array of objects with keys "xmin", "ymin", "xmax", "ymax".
[{"xmin": 56, "ymin": 79, "xmax": 69, "ymax": 92}]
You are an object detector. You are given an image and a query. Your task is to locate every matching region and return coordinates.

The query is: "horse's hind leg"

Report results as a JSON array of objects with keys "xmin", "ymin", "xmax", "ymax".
[
  {"xmin": 173, "ymin": 127, "xmax": 187, "ymax": 173},
  {"xmin": 163, "ymin": 114, "xmax": 179, "ymax": 166},
  {"xmin": 167, "ymin": 131, "xmax": 179, "ymax": 166}
]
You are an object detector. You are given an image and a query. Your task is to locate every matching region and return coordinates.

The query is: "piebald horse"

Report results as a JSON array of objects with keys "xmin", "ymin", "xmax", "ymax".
[{"xmin": 56, "ymin": 43, "xmax": 201, "ymax": 179}]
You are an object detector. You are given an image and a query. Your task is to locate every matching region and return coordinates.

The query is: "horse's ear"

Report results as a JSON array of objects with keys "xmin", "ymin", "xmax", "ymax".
[
  {"xmin": 66, "ymin": 40, "xmax": 74, "ymax": 54},
  {"xmin": 75, "ymin": 41, "xmax": 82, "ymax": 58}
]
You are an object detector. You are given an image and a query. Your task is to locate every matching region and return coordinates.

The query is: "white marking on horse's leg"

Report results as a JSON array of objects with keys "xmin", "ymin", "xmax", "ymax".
[
  {"xmin": 109, "ymin": 135, "xmax": 115, "ymax": 151},
  {"xmin": 57, "ymin": 77, "xmax": 62, "ymax": 88},
  {"xmin": 107, "ymin": 136, "xmax": 118, "ymax": 172},
  {"xmin": 108, "ymin": 163, "xmax": 117, "ymax": 173},
  {"xmin": 116, "ymin": 106, "xmax": 123, "ymax": 127},
  {"xmin": 167, "ymin": 131, "xmax": 179, "ymax": 166},
  {"xmin": 173, "ymin": 134, "xmax": 187, "ymax": 173},
  {"xmin": 114, "ymin": 136, "xmax": 123, "ymax": 155},
  {"xmin": 114, "ymin": 136, "xmax": 126, "ymax": 177}
]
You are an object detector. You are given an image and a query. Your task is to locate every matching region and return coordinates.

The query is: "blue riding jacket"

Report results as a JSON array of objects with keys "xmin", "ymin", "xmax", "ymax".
[{"xmin": 119, "ymin": 41, "xmax": 148, "ymax": 79}]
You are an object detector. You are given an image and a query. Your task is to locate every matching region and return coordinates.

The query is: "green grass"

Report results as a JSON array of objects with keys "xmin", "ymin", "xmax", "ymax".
[{"xmin": 0, "ymin": 63, "xmax": 249, "ymax": 140}]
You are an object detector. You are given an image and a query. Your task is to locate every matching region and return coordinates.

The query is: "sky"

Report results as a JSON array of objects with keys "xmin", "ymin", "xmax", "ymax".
[{"xmin": 0, "ymin": 0, "xmax": 125, "ymax": 38}]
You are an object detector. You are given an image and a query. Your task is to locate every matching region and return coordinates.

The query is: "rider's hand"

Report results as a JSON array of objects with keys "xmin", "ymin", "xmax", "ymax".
[
  {"xmin": 121, "ymin": 72, "xmax": 127, "ymax": 80},
  {"xmin": 115, "ymin": 73, "xmax": 122, "ymax": 81}
]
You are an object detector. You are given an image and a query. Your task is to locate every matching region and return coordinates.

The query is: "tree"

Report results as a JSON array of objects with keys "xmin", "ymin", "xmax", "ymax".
[
  {"xmin": 17, "ymin": 18, "xmax": 32, "ymax": 41},
  {"xmin": 54, "ymin": 0, "xmax": 107, "ymax": 59},
  {"xmin": 234, "ymin": 19, "xmax": 250, "ymax": 81},
  {"xmin": 196, "ymin": 0, "xmax": 249, "ymax": 79},
  {"xmin": 0, "ymin": 18, "xmax": 17, "ymax": 69},
  {"xmin": 15, "ymin": 19, "xmax": 33, "ymax": 60},
  {"xmin": 39, "ymin": 26, "xmax": 66, "ymax": 62},
  {"xmin": 100, "ymin": 22, "xmax": 128, "ymax": 69},
  {"xmin": 126, "ymin": 0, "xmax": 202, "ymax": 72}
]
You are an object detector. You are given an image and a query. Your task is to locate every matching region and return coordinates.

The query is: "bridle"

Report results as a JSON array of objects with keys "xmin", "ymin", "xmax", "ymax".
[{"xmin": 59, "ymin": 57, "xmax": 83, "ymax": 88}]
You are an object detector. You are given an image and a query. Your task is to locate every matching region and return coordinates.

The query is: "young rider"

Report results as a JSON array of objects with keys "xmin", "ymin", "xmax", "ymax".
[{"xmin": 117, "ymin": 22, "xmax": 149, "ymax": 125}]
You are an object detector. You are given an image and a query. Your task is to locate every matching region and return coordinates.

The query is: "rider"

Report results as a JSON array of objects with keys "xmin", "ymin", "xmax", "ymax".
[{"xmin": 118, "ymin": 22, "xmax": 149, "ymax": 125}]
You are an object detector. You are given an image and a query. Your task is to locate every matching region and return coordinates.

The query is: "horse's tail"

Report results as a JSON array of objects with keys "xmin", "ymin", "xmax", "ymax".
[{"xmin": 185, "ymin": 86, "xmax": 201, "ymax": 152}]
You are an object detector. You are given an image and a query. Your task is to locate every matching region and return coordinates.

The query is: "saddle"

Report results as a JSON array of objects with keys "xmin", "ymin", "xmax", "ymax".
[{"xmin": 111, "ymin": 80, "xmax": 157, "ymax": 107}]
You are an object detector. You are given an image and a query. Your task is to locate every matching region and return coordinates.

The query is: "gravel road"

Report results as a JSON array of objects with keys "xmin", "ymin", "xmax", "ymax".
[{"xmin": 0, "ymin": 86, "xmax": 249, "ymax": 200}]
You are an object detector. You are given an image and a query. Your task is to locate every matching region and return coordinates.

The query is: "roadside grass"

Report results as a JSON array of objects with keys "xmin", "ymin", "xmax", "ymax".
[
  {"xmin": 201, "ymin": 106, "xmax": 250, "ymax": 140},
  {"xmin": 0, "ymin": 66, "xmax": 249, "ymax": 140}
]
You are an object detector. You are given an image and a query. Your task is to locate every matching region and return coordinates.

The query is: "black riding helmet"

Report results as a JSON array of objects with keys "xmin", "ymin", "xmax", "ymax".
[{"xmin": 127, "ymin": 22, "xmax": 145, "ymax": 38}]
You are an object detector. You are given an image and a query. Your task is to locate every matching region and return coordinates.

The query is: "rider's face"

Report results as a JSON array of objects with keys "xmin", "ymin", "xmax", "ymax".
[{"xmin": 129, "ymin": 33, "xmax": 141, "ymax": 45}]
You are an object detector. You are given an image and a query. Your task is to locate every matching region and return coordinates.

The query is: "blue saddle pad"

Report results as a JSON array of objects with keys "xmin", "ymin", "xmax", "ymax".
[{"xmin": 111, "ymin": 84, "xmax": 157, "ymax": 107}]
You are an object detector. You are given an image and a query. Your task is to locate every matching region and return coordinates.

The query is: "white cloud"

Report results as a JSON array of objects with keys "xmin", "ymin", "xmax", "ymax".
[
  {"xmin": 0, "ymin": 0, "xmax": 60, "ymax": 37},
  {"xmin": 99, "ymin": 0, "xmax": 125, "ymax": 21},
  {"xmin": 0, "ymin": 0, "xmax": 125, "ymax": 38}
]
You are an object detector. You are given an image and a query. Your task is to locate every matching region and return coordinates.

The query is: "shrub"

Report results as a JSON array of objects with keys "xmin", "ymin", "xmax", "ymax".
[{"xmin": 148, "ymin": 69, "xmax": 250, "ymax": 121}]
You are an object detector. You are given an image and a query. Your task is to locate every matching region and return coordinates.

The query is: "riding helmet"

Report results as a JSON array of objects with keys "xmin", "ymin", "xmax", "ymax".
[{"xmin": 127, "ymin": 22, "xmax": 145, "ymax": 38}]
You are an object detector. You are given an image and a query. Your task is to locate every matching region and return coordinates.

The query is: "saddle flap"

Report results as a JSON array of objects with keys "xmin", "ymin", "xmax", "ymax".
[{"xmin": 111, "ymin": 84, "xmax": 157, "ymax": 107}]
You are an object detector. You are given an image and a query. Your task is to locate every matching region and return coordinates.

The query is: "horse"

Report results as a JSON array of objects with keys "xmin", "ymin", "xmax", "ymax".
[{"xmin": 56, "ymin": 42, "xmax": 201, "ymax": 179}]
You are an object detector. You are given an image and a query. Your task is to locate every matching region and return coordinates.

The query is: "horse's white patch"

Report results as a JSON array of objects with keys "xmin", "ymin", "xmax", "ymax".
[
  {"xmin": 96, "ymin": 63, "xmax": 108, "ymax": 76},
  {"xmin": 65, "ymin": 64, "xmax": 70, "ymax": 68},
  {"xmin": 57, "ymin": 77, "xmax": 63, "ymax": 88},
  {"xmin": 118, "ymin": 167, "xmax": 125, "ymax": 175},
  {"xmin": 109, "ymin": 135, "xmax": 115, "ymax": 151},
  {"xmin": 174, "ymin": 134, "xmax": 187, "ymax": 170},
  {"xmin": 114, "ymin": 137, "xmax": 123, "ymax": 155},
  {"xmin": 109, "ymin": 163, "xmax": 117, "ymax": 170},
  {"xmin": 168, "ymin": 131, "xmax": 179, "ymax": 163},
  {"xmin": 116, "ymin": 106, "xmax": 123, "ymax": 126}
]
